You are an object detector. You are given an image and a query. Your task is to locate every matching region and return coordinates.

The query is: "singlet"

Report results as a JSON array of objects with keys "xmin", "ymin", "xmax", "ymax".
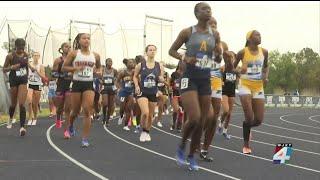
[
  {"xmin": 72, "ymin": 50, "xmax": 95, "ymax": 82},
  {"xmin": 222, "ymin": 70, "xmax": 237, "ymax": 92},
  {"xmin": 241, "ymin": 47, "xmax": 264, "ymax": 81},
  {"xmin": 121, "ymin": 70, "xmax": 134, "ymax": 93},
  {"xmin": 140, "ymin": 61, "xmax": 161, "ymax": 95},
  {"xmin": 28, "ymin": 63, "xmax": 43, "ymax": 86},
  {"xmin": 9, "ymin": 52, "xmax": 29, "ymax": 81},
  {"xmin": 171, "ymin": 71, "xmax": 182, "ymax": 95},
  {"xmin": 185, "ymin": 25, "xmax": 216, "ymax": 79},
  {"xmin": 102, "ymin": 68, "xmax": 116, "ymax": 87}
]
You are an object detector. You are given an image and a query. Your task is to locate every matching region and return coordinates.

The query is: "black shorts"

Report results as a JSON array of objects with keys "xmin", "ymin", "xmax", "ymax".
[
  {"xmin": 101, "ymin": 87, "xmax": 116, "ymax": 95},
  {"xmin": 222, "ymin": 89, "xmax": 235, "ymax": 97},
  {"xmin": 9, "ymin": 77, "xmax": 28, "ymax": 88},
  {"xmin": 136, "ymin": 92, "xmax": 157, "ymax": 103},
  {"xmin": 71, "ymin": 81, "xmax": 94, "ymax": 93},
  {"xmin": 28, "ymin": 84, "xmax": 42, "ymax": 91},
  {"xmin": 56, "ymin": 79, "xmax": 71, "ymax": 93},
  {"xmin": 180, "ymin": 77, "xmax": 211, "ymax": 96}
]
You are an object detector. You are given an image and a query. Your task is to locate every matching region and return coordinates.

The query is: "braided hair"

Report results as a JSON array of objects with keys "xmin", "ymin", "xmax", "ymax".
[
  {"xmin": 73, "ymin": 33, "xmax": 85, "ymax": 50},
  {"xmin": 58, "ymin": 42, "xmax": 69, "ymax": 54}
]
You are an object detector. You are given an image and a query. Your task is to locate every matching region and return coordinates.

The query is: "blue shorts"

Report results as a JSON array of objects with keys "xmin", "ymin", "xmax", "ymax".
[
  {"xmin": 48, "ymin": 89, "xmax": 56, "ymax": 98},
  {"xmin": 118, "ymin": 89, "xmax": 133, "ymax": 98}
]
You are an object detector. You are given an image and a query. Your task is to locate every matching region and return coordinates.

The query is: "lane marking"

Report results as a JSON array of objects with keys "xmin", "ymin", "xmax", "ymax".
[
  {"xmin": 46, "ymin": 123, "xmax": 109, "ymax": 180},
  {"xmin": 280, "ymin": 115, "xmax": 320, "ymax": 130},
  {"xmin": 103, "ymin": 125, "xmax": 242, "ymax": 180},
  {"xmin": 308, "ymin": 115, "xmax": 320, "ymax": 124},
  {"xmin": 153, "ymin": 126, "xmax": 320, "ymax": 174}
]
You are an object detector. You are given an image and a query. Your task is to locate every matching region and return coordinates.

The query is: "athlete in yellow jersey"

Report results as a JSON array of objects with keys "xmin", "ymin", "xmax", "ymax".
[{"xmin": 234, "ymin": 30, "xmax": 269, "ymax": 154}]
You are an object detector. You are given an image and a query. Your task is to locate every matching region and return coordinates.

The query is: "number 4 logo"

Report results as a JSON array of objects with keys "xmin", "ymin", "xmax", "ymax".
[{"xmin": 180, "ymin": 78, "xmax": 189, "ymax": 90}]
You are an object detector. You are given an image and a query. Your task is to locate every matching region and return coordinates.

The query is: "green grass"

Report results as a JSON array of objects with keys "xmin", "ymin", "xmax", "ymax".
[{"xmin": 0, "ymin": 108, "xmax": 51, "ymax": 124}]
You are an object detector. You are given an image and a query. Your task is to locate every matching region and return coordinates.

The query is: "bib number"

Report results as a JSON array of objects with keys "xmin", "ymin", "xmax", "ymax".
[
  {"xmin": 247, "ymin": 64, "xmax": 262, "ymax": 74},
  {"xmin": 226, "ymin": 73, "xmax": 236, "ymax": 81},
  {"xmin": 78, "ymin": 67, "xmax": 92, "ymax": 77},
  {"xmin": 16, "ymin": 68, "xmax": 27, "ymax": 77},
  {"xmin": 180, "ymin": 78, "xmax": 189, "ymax": 90},
  {"xmin": 104, "ymin": 78, "xmax": 113, "ymax": 84},
  {"xmin": 143, "ymin": 80, "xmax": 156, "ymax": 88}
]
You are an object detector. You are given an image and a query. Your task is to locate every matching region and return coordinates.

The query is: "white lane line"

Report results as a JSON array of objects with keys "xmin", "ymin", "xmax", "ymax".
[
  {"xmin": 280, "ymin": 115, "xmax": 320, "ymax": 130},
  {"xmin": 259, "ymin": 122, "xmax": 320, "ymax": 136},
  {"xmin": 103, "ymin": 125, "xmax": 242, "ymax": 180},
  {"xmin": 46, "ymin": 124, "xmax": 109, "ymax": 180},
  {"xmin": 153, "ymin": 126, "xmax": 320, "ymax": 174},
  {"xmin": 229, "ymin": 124, "xmax": 320, "ymax": 144},
  {"xmin": 309, "ymin": 115, "xmax": 320, "ymax": 124},
  {"xmin": 228, "ymin": 132, "xmax": 320, "ymax": 156}
]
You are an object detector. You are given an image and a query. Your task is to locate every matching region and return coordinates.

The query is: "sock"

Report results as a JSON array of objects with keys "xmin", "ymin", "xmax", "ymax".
[{"xmin": 19, "ymin": 105, "xmax": 26, "ymax": 128}]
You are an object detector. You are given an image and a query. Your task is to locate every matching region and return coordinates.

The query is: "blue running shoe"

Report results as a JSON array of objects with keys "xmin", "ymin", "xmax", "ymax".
[
  {"xmin": 187, "ymin": 155, "xmax": 199, "ymax": 171},
  {"xmin": 69, "ymin": 126, "xmax": 76, "ymax": 136},
  {"xmin": 217, "ymin": 126, "xmax": 223, "ymax": 135},
  {"xmin": 176, "ymin": 146, "xmax": 186, "ymax": 166},
  {"xmin": 81, "ymin": 139, "xmax": 89, "ymax": 148}
]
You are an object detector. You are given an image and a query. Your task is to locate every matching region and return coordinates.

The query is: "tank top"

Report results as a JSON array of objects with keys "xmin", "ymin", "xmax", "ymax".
[
  {"xmin": 9, "ymin": 52, "xmax": 29, "ymax": 80},
  {"xmin": 28, "ymin": 63, "xmax": 43, "ymax": 86},
  {"xmin": 241, "ymin": 47, "xmax": 264, "ymax": 81},
  {"xmin": 140, "ymin": 61, "xmax": 160, "ymax": 95},
  {"xmin": 210, "ymin": 44, "xmax": 223, "ymax": 78},
  {"xmin": 103, "ymin": 68, "xmax": 116, "ymax": 87},
  {"xmin": 121, "ymin": 70, "xmax": 134, "ymax": 92},
  {"xmin": 171, "ymin": 71, "xmax": 182, "ymax": 93},
  {"xmin": 185, "ymin": 26, "xmax": 216, "ymax": 79},
  {"xmin": 72, "ymin": 50, "xmax": 95, "ymax": 82},
  {"xmin": 222, "ymin": 70, "xmax": 237, "ymax": 92}
]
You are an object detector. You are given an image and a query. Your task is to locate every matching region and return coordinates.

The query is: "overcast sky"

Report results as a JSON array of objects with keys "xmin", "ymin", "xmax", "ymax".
[{"xmin": 0, "ymin": 1, "xmax": 319, "ymax": 66}]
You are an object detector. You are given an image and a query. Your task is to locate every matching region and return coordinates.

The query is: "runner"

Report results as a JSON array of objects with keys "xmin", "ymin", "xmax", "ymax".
[
  {"xmin": 3, "ymin": 38, "xmax": 29, "ymax": 136},
  {"xmin": 26, "ymin": 52, "xmax": 46, "ymax": 126},
  {"xmin": 133, "ymin": 45, "xmax": 164, "ymax": 142},
  {"xmin": 101, "ymin": 58, "xmax": 118, "ymax": 126},
  {"xmin": 234, "ymin": 30, "xmax": 269, "ymax": 154},
  {"xmin": 47, "ymin": 66, "xmax": 57, "ymax": 118},
  {"xmin": 168, "ymin": 2, "xmax": 221, "ymax": 170},
  {"xmin": 62, "ymin": 33, "xmax": 101, "ymax": 147}
]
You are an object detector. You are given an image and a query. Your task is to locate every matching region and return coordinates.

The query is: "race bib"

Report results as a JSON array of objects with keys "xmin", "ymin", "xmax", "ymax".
[
  {"xmin": 29, "ymin": 74, "xmax": 40, "ymax": 82},
  {"xmin": 104, "ymin": 78, "xmax": 113, "ymax": 84},
  {"xmin": 195, "ymin": 53, "xmax": 213, "ymax": 69},
  {"xmin": 226, "ymin": 73, "xmax": 236, "ymax": 81},
  {"xmin": 16, "ymin": 67, "xmax": 27, "ymax": 77},
  {"xmin": 143, "ymin": 80, "xmax": 156, "ymax": 88},
  {"xmin": 247, "ymin": 64, "xmax": 262, "ymax": 74},
  {"xmin": 49, "ymin": 81, "xmax": 56, "ymax": 89},
  {"xmin": 125, "ymin": 81, "xmax": 133, "ymax": 88},
  {"xmin": 180, "ymin": 78, "xmax": 189, "ymax": 90},
  {"xmin": 78, "ymin": 67, "xmax": 92, "ymax": 77}
]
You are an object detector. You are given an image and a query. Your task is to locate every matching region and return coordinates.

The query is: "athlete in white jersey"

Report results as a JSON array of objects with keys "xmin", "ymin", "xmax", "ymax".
[
  {"xmin": 62, "ymin": 33, "xmax": 101, "ymax": 147},
  {"xmin": 26, "ymin": 52, "xmax": 46, "ymax": 126}
]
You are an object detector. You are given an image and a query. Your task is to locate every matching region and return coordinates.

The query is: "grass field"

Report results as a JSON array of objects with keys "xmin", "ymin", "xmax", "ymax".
[{"xmin": 0, "ymin": 108, "xmax": 50, "ymax": 124}]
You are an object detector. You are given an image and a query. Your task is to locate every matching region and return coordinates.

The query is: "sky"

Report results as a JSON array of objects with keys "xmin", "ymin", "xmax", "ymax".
[{"xmin": 0, "ymin": 1, "xmax": 319, "ymax": 67}]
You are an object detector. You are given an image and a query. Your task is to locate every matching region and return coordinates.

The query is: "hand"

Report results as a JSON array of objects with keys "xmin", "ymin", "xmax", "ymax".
[
  {"xmin": 214, "ymin": 44, "xmax": 222, "ymax": 57},
  {"xmin": 93, "ymin": 68, "xmax": 102, "ymax": 77},
  {"xmin": 135, "ymin": 86, "xmax": 141, "ymax": 95},
  {"xmin": 10, "ymin": 64, "xmax": 21, "ymax": 70},
  {"xmin": 263, "ymin": 78, "xmax": 269, "ymax": 85}
]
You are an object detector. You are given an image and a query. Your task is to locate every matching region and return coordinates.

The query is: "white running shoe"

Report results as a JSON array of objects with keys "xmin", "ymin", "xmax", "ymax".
[
  {"xmin": 19, "ymin": 127, "xmax": 26, "ymax": 136},
  {"xmin": 157, "ymin": 121, "xmax": 163, "ymax": 128},
  {"xmin": 12, "ymin": 119, "xmax": 16, "ymax": 124},
  {"xmin": 165, "ymin": 109, "xmax": 170, "ymax": 115},
  {"xmin": 27, "ymin": 120, "xmax": 32, "ymax": 126},
  {"xmin": 123, "ymin": 126, "xmax": 130, "ymax": 131},
  {"xmin": 7, "ymin": 119, "xmax": 12, "ymax": 129},
  {"xmin": 145, "ymin": 133, "xmax": 151, "ymax": 142},
  {"xmin": 139, "ymin": 132, "xmax": 146, "ymax": 142},
  {"xmin": 32, "ymin": 120, "xmax": 37, "ymax": 126},
  {"xmin": 118, "ymin": 117, "xmax": 123, "ymax": 125}
]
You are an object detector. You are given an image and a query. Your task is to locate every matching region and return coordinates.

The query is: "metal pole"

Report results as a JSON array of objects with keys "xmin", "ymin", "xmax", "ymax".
[
  {"xmin": 42, "ymin": 27, "xmax": 51, "ymax": 65},
  {"xmin": 143, "ymin": 15, "xmax": 146, "ymax": 53},
  {"xmin": 7, "ymin": 24, "xmax": 10, "ymax": 53},
  {"xmin": 72, "ymin": 20, "xmax": 105, "ymax": 26},
  {"xmin": 69, "ymin": 20, "xmax": 72, "ymax": 46},
  {"xmin": 145, "ymin": 15, "xmax": 173, "ymax": 22},
  {"xmin": 160, "ymin": 20, "xmax": 162, "ymax": 61}
]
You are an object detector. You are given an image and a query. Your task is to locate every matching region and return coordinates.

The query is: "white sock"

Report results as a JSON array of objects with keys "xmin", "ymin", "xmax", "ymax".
[{"xmin": 223, "ymin": 128, "xmax": 228, "ymax": 134}]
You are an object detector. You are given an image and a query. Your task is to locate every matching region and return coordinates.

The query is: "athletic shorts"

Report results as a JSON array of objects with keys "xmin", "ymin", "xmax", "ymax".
[
  {"xmin": 180, "ymin": 77, "xmax": 211, "ymax": 96},
  {"xmin": 28, "ymin": 84, "xmax": 42, "ymax": 91},
  {"xmin": 118, "ymin": 89, "xmax": 133, "ymax": 99},
  {"xmin": 238, "ymin": 78, "xmax": 264, "ymax": 99},
  {"xmin": 9, "ymin": 77, "xmax": 28, "ymax": 88},
  {"xmin": 222, "ymin": 90, "xmax": 235, "ymax": 97},
  {"xmin": 136, "ymin": 92, "xmax": 157, "ymax": 103},
  {"xmin": 71, "ymin": 81, "xmax": 94, "ymax": 93},
  {"xmin": 56, "ymin": 80, "xmax": 72, "ymax": 93},
  {"xmin": 101, "ymin": 86, "xmax": 116, "ymax": 95},
  {"xmin": 210, "ymin": 77, "xmax": 222, "ymax": 99},
  {"xmin": 48, "ymin": 89, "xmax": 56, "ymax": 98}
]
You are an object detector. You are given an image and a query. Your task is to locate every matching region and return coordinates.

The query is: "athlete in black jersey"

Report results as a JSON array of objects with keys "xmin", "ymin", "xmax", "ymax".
[{"xmin": 3, "ymin": 38, "xmax": 29, "ymax": 136}]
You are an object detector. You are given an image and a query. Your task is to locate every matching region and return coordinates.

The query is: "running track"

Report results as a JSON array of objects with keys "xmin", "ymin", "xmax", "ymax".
[{"xmin": 0, "ymin": 107, "xmax": 319, "ymax": 180}]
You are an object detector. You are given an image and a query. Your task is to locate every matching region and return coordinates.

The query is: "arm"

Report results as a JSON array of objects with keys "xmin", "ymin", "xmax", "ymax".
[
  {"xmin": 51, "ymin": 58, "xmax": 61, "ymax": 78},
  {"xmin": 234, "ymin": 49, "xmax": 245, "ymax": 73},
  {"xmin": 262, "ymin": 48, "xmax": 269, "ymax": 84},
  {"xmin": 116, "ymin": 70, "xmax": 124, "ymax": 90},
  {"xmin": 38, "ymin": 65, "xmax": 46, "ymax": 79},
  {"xmin": 93, "ymin": 52, "xmax": 102, "ymax": 78},
  {"xmin": 61, "ymin": 50, "xmax": 78, "ymax": 73},
  {"xmin": 3, "ymin": 54, "xmax": 14, "ymax": 73},
  {"xmin": 168, "ymin": 28, "xmax": 190, "ymax": 61},
  {"xmin": 133, "ymin": 63, "xmax": 142, "ymax": 94}
]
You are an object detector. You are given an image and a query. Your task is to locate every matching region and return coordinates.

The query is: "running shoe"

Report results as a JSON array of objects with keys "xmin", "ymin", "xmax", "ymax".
[
  {"xmin": 157, "ymin": 121, "xmax": 163, "ymax": 128},
  {"xmin": 19, "ymin": 127, "xmax": 26, "ymax": 136},
  {"xmin": 199, "ymin": 150, "xmax": 213, "ymax": 162},
  {"xmin": 118, "ymin": 117, "xmax": 123, "ymax": 125},
  {"xmin": 81, "ymin": 139, "xmax": 90, "ymax": 148},
  {"xmin": 27, "ymin": 120, "xmax": 32, "ymax": 126},
  {"xmin": 176, "ymin": 146, "xmax": 186, "ymax": 166},
  {"xmin": 31, "ymin": 119, "xmax": 37, "ymax": 126},
  {"xmin": 69, "ymin": 126, "xmax": 76, "ymax": 136},
  {"xmin": 139, "ymin": 132, "xmax": 146, "ymax": 142},
  {"xmin": 64, "ymin": 130, "xmax": 71, "ymax": 139},
  {"xmin": 7, "ymin": 119, "xmax": 12, "ymax": 129},
  {"xmin": 170, "ymin": 126, "xmax": 174, "ymax": 131},
  {"xmin": 55, "ymin": 119, "xmax": 62, "ymax": 128},
  {"xmin": 134, "ymin": 125, "xmax": 140, "ymax": 133},
  {"xmin": 242, "ymin": 147, "xmax": 252, "ymax": 154},
  {"xmin": 223, "ymin": 132, "xmax": 231, "ymax": 140},
  {"xmin": 123, "ymin": 126, "xmax": 130, "ymax": 131},
  {"xmin": 187, "ymin": 155, "xmax": 199, "ymax": 171},
  {"xmin": 12, "ymin": 119, "xmax": 16, "ymax": 124},
  {"xmin": 145, "ymin": 133, "xmax": 151, "ymax": 142}
]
